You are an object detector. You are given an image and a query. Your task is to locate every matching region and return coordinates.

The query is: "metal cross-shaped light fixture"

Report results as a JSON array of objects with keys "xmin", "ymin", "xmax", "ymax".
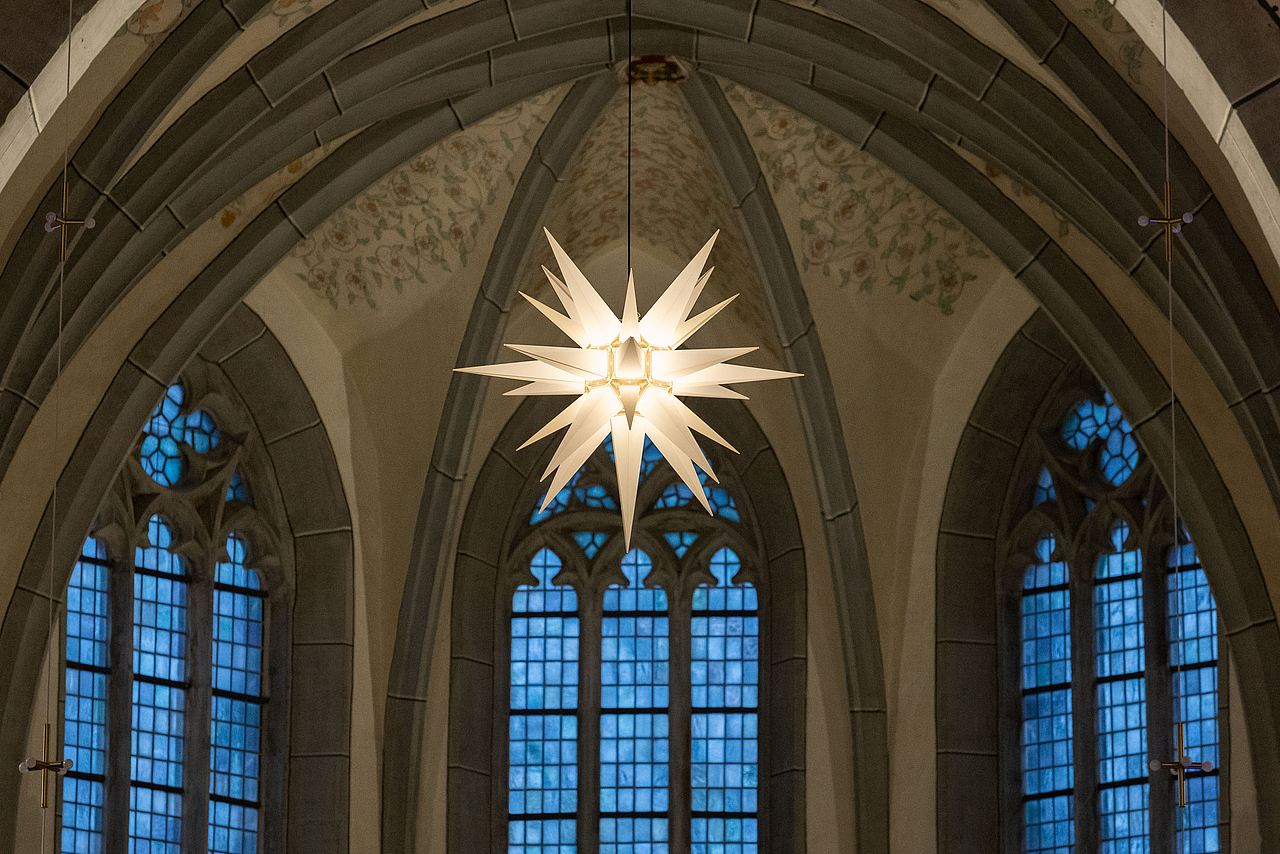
[
  {"xmin": 1138, "ymin": 181, "xmax": 1192, "ymax": 263},
  {"xmin": 1148, "ymin": 721, "xmax": 1214, "ymax": 808},
  {"xmin": 18, "ymin": 724, "xmax": 73, "ymax": 808},
  {"xmin": 44, "ymin": 180, "xmax": 95, "ymax": 263}
]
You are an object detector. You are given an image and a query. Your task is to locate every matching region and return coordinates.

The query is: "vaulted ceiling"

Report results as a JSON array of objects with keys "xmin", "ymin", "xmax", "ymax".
[{"xmin": 3, "ymin": 1, "xmax": 1280, "ymax": 853}]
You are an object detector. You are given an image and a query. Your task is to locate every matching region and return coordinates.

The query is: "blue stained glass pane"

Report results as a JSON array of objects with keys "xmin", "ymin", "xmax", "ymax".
[
  {"xmin": 510, "ymin": 549, "xmax": 578, "ymax": 853},
  {"xmin": 1035, "ymin": 468, "xmax": 1057, "ymax": 505},
  {"xmin": 707, "ymin": 486, "xmax": 739, "ymax": 522},
  {"xmin": 183, "ymin": 410, "xmax": 221, "ymax": 454},
  {"xmin": 692, "ymin": 548, "xmax": 758, "ymax": 854},
  {"xmin": 1025, "ymin": 794, "xmax": 1073, "ymax": 854},
  {"xmin": 208, "ymin": 800, "xmax": 259, "ymax": 854},
  {"xmin": 226, "ymin": 469, "xmax": 251, "ymax": 504},
  {"xmin": 128, "ymin": 786, "xmax": 182, "ymax": 854},
  {"xmin": 1099, "ymin": 783, "xmax": 1149, "ymax": 854},
  {"xmin": 1094, "ymin": 524, "xmax": 1148, "ymax": 852},
  {"xmin": 210, "ymin": 533, "xmax": 265, "ymax": 853},
  {"xmin": 655, "ymin": 483, "xmax": 694, "ymax": 510},
  {"xmin": 139, "ymin": 384, "xmax": 221, "ymax": 487},
  {"xmin": 1169, "ymin": 543, "xmax": 1221, "ymax": 853},
  {"xmin": 61, "ymin": 776, "xmax": 104, "ymax": 854},
  {"xmin": 214, "ymin": 535, "xmax": 261, "ymax": 592},
  {"xmin": 640, "ymin": 438, "xmax": 663, "ymax": 479},
  {"xmin": 130, "ymin": 678, "xmax": 186, "ymax": 790},
  {"xmin": 602, "ymin": 550, "xmax": 669, "ymax": 854},
  {"xmin": 62, "ymin": 538, "xmax": 109, "ymax": 854},
  {"xmin": 1022, "ymin": 540, "xmax": 1071, "ymax": 691},
  {"xmin": 653, "ymin": 475, "xmax": 739, "ymax": 521},
  {"xmin": 664, "ymin": 532, "xmax": 697, "ymax": 559},
  {"xmin": 532, "ymin": 475, "xmax": 576, "ymax": 523},
  {"xmin": 1020, "ymin": 536, "xmax": 1073, "ymax": 852},
  {"xmin": 1061, "ymin": 393, "xmax": 1139, "ymax": 485},
  {"xmin": 532, "ymin": 469, "xmax": 619, "ymax": 524},
  {"xmin": 130, "ymin": 517, "xmax": 186, "ymax": 851},
  {"xmin": 574, "ymin": 532, "xmax": 609, "ymax": 560}
]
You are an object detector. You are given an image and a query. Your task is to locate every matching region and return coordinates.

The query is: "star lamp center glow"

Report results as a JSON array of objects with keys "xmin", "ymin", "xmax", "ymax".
[{"xmin": 458, "ymin": 229, "xmax": 800, "ymax": 546}]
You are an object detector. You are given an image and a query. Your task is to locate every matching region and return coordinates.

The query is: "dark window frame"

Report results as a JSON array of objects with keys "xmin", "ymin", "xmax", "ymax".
[
  {"xmin": 448, "ymin": 397, "xmax": 806, "ymax": 854},
  {"xmin": 996, "ymin": 383, "xmax": 1230, "ymax": 854}
]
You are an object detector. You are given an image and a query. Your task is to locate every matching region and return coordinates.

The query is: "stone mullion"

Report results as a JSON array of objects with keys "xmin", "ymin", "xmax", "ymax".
[
  {"xmin": 183, "ymin": 555, "xmax": 212, "ymax": 854},
  {"xmin": 578, "ymin": 584, "xmax": 603, "ymax": 854},
  {"xmin": 1216, "ymin": 625, "xmax": 1231, "ymax": 851},
  {"xmin": 667, "ymin": 584, "xmax": 692, "ymax": 854},
  {"xmin": 104, "ymin": 545, "xmax": 135, "ymax": 853},
  {"xmin": 1070, "ymin": 551, "xmax": 1099, "ymax": 854},
  {"xmin": 1145, "ymin": 546, "xmax": 1174, "ymax": 854}
]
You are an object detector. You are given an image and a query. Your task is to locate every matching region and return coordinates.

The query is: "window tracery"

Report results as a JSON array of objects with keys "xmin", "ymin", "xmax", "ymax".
[
  {"xmin": 503, "ymin": 441, "xmax": 764, "ymax": 854},
  {"xmin": 56, "ymin": 376, "xmax": 285, "ymax": 854},
  {"xmin": 1006, "ymin": 382, "xmax": 1224, "ymax": 854}
]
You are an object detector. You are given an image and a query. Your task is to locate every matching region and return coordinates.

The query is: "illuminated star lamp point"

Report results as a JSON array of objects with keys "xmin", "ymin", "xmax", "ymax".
[{"xmin": 457, "ymin": 229, "xmax": 800, "ymax": 545}]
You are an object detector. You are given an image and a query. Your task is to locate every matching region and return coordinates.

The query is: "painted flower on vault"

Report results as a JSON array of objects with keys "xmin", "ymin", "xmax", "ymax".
[
  {"xmin": 525, "ymin": 82, "xmax": 779, "ymax": 359},
  {"xmin": 289, "ymin": 87, "xmax": 563, "ymax": 308},
  {"xmin": 722, "ymin": 80, "xmax": 990, "ymax": 316}
]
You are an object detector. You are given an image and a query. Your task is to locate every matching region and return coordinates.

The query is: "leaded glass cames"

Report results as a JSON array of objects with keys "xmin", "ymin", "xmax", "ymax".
[
  {"xmin": 58, "ymin": 383, "xmax": 271, "ymax": 854},
  {"xmin": 1014, "ymin": 391, "xmax": 1223, "ymax": 854},
  {"xmin": 507, "ymin": 443, "xmax": 761, "ymax": 854}
]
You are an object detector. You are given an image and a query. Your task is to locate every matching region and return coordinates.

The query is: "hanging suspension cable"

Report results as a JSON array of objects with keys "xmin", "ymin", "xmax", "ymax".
[{"xmin": 627, "ymin": 0, "xmax": 632, "ymax": 278}]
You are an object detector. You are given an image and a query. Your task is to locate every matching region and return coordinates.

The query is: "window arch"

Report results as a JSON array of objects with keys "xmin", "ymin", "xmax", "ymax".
[
  {"xmin": 55, "ymin": 375, "xmax": 285, "ymax": 854},
  {"xmin": 502, "ymin": 441, "xmax": 761, "ymax": 854},
  {"xmin": 1006, "ymin": 383, "xmax": 1225, "ymax": 854},
  {"xmin": 448, "ymin": 397, "xmax": 804, "ymax": 854}
]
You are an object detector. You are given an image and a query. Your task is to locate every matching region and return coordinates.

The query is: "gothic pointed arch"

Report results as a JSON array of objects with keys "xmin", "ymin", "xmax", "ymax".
[
  {"xmin": 446, "ymin": 395, "xmax": 805, "ymax": 854},
  {"xmin": 936, "ymin": 310, "xmax": 1269, "ymax": 852},
  {"xmin": 0, "ymin": 304, "xmax": 354, "ymax": 852}
]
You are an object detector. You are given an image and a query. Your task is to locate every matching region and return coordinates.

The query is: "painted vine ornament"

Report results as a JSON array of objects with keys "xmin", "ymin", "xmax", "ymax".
[{"xmin": 459, "ymin": 229, "xmax": 799, "ymax": 546}]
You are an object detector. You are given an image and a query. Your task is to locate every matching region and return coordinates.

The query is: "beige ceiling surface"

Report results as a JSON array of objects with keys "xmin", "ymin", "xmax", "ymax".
[
  {"xmin": 517, "ymin": 81, "xmax": 779, "ymax": 358},
  {"xmin": 266, "ymin": 84, "xmax": 570, "ymax": 350}
]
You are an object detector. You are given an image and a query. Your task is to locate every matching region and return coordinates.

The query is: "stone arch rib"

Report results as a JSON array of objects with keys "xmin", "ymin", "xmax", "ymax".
[
  {"xmin": 3, "ymin": 3, "xmax": 1280, "ymax": 531},
  {"xmin": 0, "ymin": 304, "xmax": 356, "ymax": 853},
  {"xmin": 681, "ymin": 70, "xmax": 890, "ymax": 854},
  {"xmin": 445, "ymin": 396, "xmax": 806, "ymax": 854},
  {"xmin": 379, "ymin": 71, "xmax": 618, "ymax": 854},
  {"xmin": 0, "ymin": 4, "xmax": 1275, "ymax": 848}
]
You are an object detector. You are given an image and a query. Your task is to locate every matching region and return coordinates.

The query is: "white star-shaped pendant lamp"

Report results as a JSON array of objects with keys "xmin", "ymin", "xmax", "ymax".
[{"xmin": 458, "ymin": 229, "xmax": 800, "ymax": 546}]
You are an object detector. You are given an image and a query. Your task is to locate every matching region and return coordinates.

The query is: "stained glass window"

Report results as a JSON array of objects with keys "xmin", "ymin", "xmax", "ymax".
[
  {"xmin": 532, "ymin": 471, "xmax": 618, "ymax": 524},
  {"xmin": 1021, "ymin": 536, "xmax": 1073, "ymax": 854},
  {"xmin": 510, "ymin": 549, "xmax": 580, "ymax": 854},
  {"xmin": 574, "ymin": 532, "xmax": 609, "ymax": 559},
  {"xmin": 601, "ymin": 550, "xmax": 669, "ymax": 854},
  {"xmin": 1169, "ymin": 543, "xmax": 1220, "ymax": 854},
  {"xmin": 691, "ymin": 548, "xmax": 758, "ymax": 854},
  {"xmin": 62, "ymin": 538, "xmax": 111, "ymax": 854},
  {"xmin": 209, "ymin": 534, "xmax": 265, "ymax": 854},
  {"xmin": 653, "ymin": 479, "xmax": 739, "ymax": 522},
  {"xmin": 139, "ymin": 384, "xmax": 221, "ymax": 488},
  {"xmin": 226, "ymin": 469, "xmax": 251, "ymax": 504},
  {"xmin": 58, "ymin": 377, "xmax": 284, "ymax": 851},
  {"xmin": 663, "ymin": 533, "xmax": 697, "ymax": 558},
  {"xmin": 1061, "ymin": 393, "xmax": 1138, "ymax": 486},
  {"xmin": 1035, "ymin": 468, "xmax": 1056, "ymax": 505},
  {"xmin": 507, "ymin": 440, "xmax": 761, "ymax": 854},
  {"xmin": 129, "ymin": 515, "xmax": 187, "ymax": 853},
  {"xmin": 1014, "ymin": 387, "xmax": 1223, "ymax": 853},
  {"xmin": 1094, "ymin": 523, "xmax": 1148, "ymax": 854}
]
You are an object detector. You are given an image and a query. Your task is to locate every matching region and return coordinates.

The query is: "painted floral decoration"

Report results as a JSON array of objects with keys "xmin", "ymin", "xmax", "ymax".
[
  {"xmin": 527, "ymin": 82, "xmax": 775, "ymax": 352},
  {"xmin": 1079, "ymin": 0, "xmax": 1146, "ymax": 84},
  {"xmin": 722, "ymin": 80, "xmax": 990, "ymax": 316},
  {"xmin": 123, "ymin": 0, "xmax": 194, "ymax": 42},
  {"xmin": 289, "ymin": 87, "xmax": 564, "ymax": 308}
]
